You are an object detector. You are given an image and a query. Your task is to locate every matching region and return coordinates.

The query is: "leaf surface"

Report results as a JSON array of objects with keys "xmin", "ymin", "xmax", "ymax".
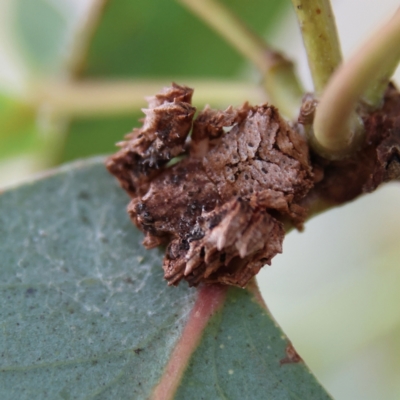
[
  {"xmin": 0, "ymin": 159, "xmax": 197, "ymax": 399},
  {"xmin": 0, "ymin": 159, "xmax": 332, "ymax": 399},
  {"xmin": 175, "ymin": 286, "xmax": 331, "ymax": 400},
  {"xmin": 80, "ymin": 0, "xmax": 288, "ymax": 78},
  {"xmin": 13, "ymin": 0, "xmax": 71, "ymax": 73}
]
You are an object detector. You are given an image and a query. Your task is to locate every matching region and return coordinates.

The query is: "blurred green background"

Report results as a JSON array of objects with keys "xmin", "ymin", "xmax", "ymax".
[{"xmin": 1, "ymin": 0, "xmax": 400, "ymax": 399}]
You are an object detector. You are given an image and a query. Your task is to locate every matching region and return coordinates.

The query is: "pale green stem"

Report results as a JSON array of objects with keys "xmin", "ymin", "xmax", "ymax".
[
  {"xmin": 67, "ymin": 0, "xmax": 109, "ymax": 77},
  {"xmin": 313, "ymin": 8, "xmax": 400, "ymax": 157},
  {"xmin": 363, "ymin": 57, "xmax": 399, "ymax": 108},
  {"xmin": 33, "ymin": 104, "xmax": 69, "ymax": 168},
  {"xmin": 291, "ymin": 0, "xmax": 342, "ymax": 95},
  {"xmin": 176, "ymin": 0, "xmax": 304, "ymax": 119},
  {"xmin": 263, "ymin": 54, "xmax": 305, "ymax": 120},
  {"xmin": 28, "ymin": 79, "xmax": 266, "ymax": 117}
]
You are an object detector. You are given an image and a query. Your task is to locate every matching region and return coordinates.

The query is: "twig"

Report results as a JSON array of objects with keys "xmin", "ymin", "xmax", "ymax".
[
  {"xmin": 363, "ymin": 55, "xmax": 400, "ymax": 108},
  {"xmin": 29, "ymin": 79, "xmax": 266, "ymax": 117},
  {"xmin": 291, "ymin": 0, "xmax": 342, "ymax": 95},
  {"xmin": 176, "ymin": 0, "xmax": 304, "ymax": 119},
  {"xmin": 67, "ymin": 0, "xmax": 109, "ymax": 77},
  {"xmin": 313, "ymin": 8, "xmax": 400, "ymax": 157}
]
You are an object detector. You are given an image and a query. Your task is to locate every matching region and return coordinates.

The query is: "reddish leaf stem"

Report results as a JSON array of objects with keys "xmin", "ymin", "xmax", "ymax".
[{"xmin": 151, "ymin": 284, "xmax": 227, "ymax": 400}]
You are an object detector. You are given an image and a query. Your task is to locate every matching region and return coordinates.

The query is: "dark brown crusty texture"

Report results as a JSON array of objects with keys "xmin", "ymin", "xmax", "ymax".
[
  {"xmin": 309, "ymin": 84, "xmax": 400, "ymax": 205},
  {"xmin": 106, "ymin": 84, "xmax": 195, "ymax": 197},
  {"xmin": 106, "ymin": 83, "xmax": 314, "ymax": 287},
  {"xmin": 106, "ymin": 83, "xmax": 400, "ymax": 288}
]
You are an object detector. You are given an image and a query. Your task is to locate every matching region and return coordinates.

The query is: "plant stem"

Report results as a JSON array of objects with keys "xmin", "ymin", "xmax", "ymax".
[
  {"xmin": 29, "ymin": 79, "xmax": 266, "ymax": 117},
  {"xmin": 313, "ymin": 8, "xmax": 400, "ymax": 157},
  {"xmin": 363, "ymin": 58, "xmax": 400, "ymax": 109},
  {"xmin": 34, "ymin": 105, "xmax": 69, "ymax": 168},
  {"xmin": 291, "ymin": 0, "xmax": 342, "ymax": 95},
  {"xmin": 177, "ymin": 0, "xmax": 304, "ymax": 119},
  {"xmin": 263, "ymin": 54, "xmax": 305, "ymax": 120},
  {"xmin": 67, "ymin": 0, "xmax": 110, "ymax": 77}
]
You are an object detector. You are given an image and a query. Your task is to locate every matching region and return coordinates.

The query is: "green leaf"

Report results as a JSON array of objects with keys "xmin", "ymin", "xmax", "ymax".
[
  {"xmin": 13, "ymin": 0, "xmax": 70, "ymax": 73},
  {"xmin": 0, "ymin": 159, "xmax": 332, "ymax": 399},
  {"xmin": 63, "ymin": 0, "xmax": 289, "ymax": 162},
  {"xmin": 0, "ymin": 158, "xmax": 198, "ymax": 399},
  {"xmin": 81, "ymin": 0, "xmax": 288, "ymax": 79},
  {"xmin": 176, "ymin": 286, "xmax": 331, "ymax": 399}
]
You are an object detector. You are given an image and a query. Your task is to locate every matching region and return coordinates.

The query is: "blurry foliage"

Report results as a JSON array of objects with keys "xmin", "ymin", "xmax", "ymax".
[
  {"xmin": 0, "ymin": 0, "xmax": 76, "ymax": 174},
  {"xmin": 65, "ymin": 0, "xmax": 287, "ymax": 162},
  {"xmin": 13, "ymin": 0, "xmax": 70, "ymax": 73},
  {"xmin": 79, "ymin": 0, "xmax": 285, "ymax": 78},
  {"xmin": 0, "ymin": 94, "xmax": 39, "ymax": 160},
  {"xmin": 0, "ymin": 0, "xmax": 288, "ymax": 169}
]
